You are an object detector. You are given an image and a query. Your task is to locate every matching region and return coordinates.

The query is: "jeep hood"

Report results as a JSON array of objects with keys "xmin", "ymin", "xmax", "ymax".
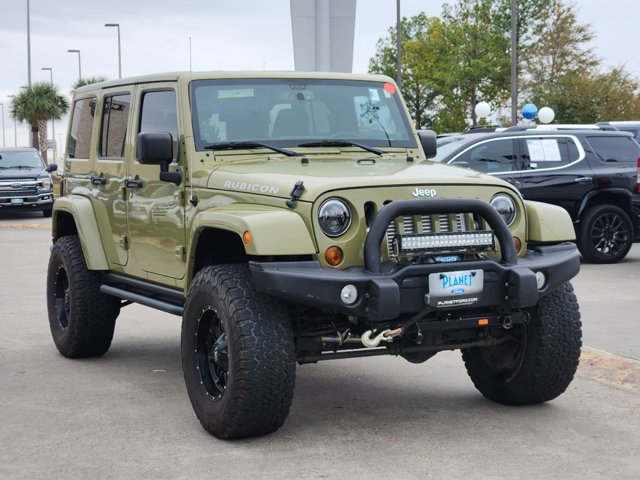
[{"xmin": 205, "ymin": 155, "xmax": 517, "ymax": 201}]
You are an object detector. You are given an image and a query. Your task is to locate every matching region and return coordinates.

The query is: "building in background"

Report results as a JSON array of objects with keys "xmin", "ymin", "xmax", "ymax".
[{"xmin": 290, "ymin": 0, "xmax": 356, "ymax": 73}]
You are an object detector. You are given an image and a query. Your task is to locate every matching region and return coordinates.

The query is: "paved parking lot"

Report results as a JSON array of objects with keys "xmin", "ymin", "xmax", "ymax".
[{"xmin": 1, "ymin": 212, "xmax": 639, "ymax": 479}]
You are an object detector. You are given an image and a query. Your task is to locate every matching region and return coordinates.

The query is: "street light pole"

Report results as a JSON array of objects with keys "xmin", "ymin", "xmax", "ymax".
[
  {"xmin": 0, "ymin": 103, "xmax": 5, "ymax": 147},
  {"xmin": 510, "ymin": 0, "xmax": 518, "ymax": 126},
  {"xmin": 67, "ymin": 49, "xmax": 82, "ymax": 82},
  {"xmin": 396, "ymin": 0, "xmax": 402, "ymax": 90},
  {"xmin": 105, "ymin": 23, "xmax": 122, "ymax": 78},
  {"xmin": 41, "ymin": 67, "xmax": 56, "ymax": 160},
  {"xmin": 27, "ymin": 0, "xmax": 32, "ymax": 86},
  {"xmin": 7, "ymin": 95, "xmax": 17, "ymax": 147}
]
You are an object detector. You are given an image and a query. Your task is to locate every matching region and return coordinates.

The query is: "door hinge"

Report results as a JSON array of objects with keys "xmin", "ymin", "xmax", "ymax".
[
  {"xmin": 177, "ymin": 190, "xmax": 186, "ymax": 206},
  {"xmin": 174, "ymin": 245, "xmax": 186, "ymax": 262},
  {"xmin": 119, "ymin": 235, "xmax": 129, "ymax": 250}
]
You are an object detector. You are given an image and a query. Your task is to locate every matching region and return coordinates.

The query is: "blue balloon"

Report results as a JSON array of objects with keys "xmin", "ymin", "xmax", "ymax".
[{"xmin": 522, "ymin": 103, "xmax": 538, "ymax": 120}]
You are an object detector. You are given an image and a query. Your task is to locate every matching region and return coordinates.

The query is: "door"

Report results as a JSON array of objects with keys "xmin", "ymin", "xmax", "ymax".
[
  {"xmin": 92, "ymin": 89, "xmax": 133, "ymax": 266},
  {"xmin": 127, "ymin": 84, "xmax": 186, "ymax": 279},
  {"xmin": 515, "ymin": 135, "xmax": 595, "ymax": 218}
]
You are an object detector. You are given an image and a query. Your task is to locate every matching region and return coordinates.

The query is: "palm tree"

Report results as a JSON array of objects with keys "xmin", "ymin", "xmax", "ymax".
[
  {"xmin": 11, "ymin": 82, "xmax": 69, "ymax": 163},
  {"xmin": 73, "ymin": 76, "xmax": 108, "ymax": 90}
]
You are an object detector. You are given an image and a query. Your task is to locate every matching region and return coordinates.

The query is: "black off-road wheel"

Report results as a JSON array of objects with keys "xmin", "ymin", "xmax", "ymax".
[
  {"xmin": 462, "ymin": 282, "xmax": 581, "ymax": 405},
  {"xmin": 46, "ymin": 235, "xmax": 121, "ymax": 358},
  {"xmin": 181, "ymin": 264, "xmax": 296, "ymax": 439},
  {"xmin": 577, "ymin": 204, "xmax": 633, "ymax": 263}
]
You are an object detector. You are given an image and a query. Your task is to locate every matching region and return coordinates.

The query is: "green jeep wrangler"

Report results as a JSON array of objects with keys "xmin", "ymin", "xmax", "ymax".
[{"xmin": 47, "ymin": 72, "xmax": 582, "ymax": 439}]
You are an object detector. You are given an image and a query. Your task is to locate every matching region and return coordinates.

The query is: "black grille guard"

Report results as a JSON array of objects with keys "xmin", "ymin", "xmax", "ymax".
[{"xmin": 364, "ymin": 199, "xmax": 516, "ymax": 273}]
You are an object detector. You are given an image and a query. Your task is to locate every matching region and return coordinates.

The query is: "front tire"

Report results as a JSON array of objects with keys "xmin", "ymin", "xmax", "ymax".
[
  {"xmin": 46, "ymin": 235, "xmax": 120, "ymax": 358},
  {"xmin": 577, "ymin": 204, "xmax": 633, "ymax": 263},
  {"xmin": 181, "ymin": 264, "xmax": 296, "ymax": 439},
  {"xmin": 462, "ymin": 282, "xmax": 581, "ymax": 405}
]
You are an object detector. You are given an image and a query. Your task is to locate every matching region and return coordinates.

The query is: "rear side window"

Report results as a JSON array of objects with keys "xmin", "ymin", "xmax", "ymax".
[
  {"xmin": 68, "ymin": 97, "xmax": 96, "ymax": 159},
  {"xmin": 453, "ymin": 138, "xmax": 518, "ymax": 173},
  {"xmin": 521, "ymin": 137, "xmax": 579, "ymax": 169},
  {"xmin": 100, "ymin": 94, "xmax": 131, "ymax": 158},
  {"xmin": 587, "ymin": 136, "xmax": 640, "ymax": 163}
]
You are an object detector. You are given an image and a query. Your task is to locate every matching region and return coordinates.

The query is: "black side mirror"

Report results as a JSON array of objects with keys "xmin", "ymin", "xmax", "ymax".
[
  {"xmin": 137, "ymin": 132, "xmax": 181, "ymax": 185},
  {"xmin": 417, "ymin": 130, "xmax": 437, "ymax": 159},
  {"xmin": 46, "ymin": 163, "xmax": 58, "ymax": 172}
]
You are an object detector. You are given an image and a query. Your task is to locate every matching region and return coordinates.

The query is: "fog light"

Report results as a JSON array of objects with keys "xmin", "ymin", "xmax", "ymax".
[
  {"xmin": 535, "ymin": 271, "xmax": 546, "ymax": 290},
  {"xmin": 340, "ymin": 284, "xmax": 358, "ymax": 305}
]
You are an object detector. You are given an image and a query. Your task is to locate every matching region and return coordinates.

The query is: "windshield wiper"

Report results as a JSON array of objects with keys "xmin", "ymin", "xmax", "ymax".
[
  {"xmin": 10, "ymin": 165, "xmax": 37, "ymax": 169},
  {"xmin": 203, "ymin": 141, "xmax": 300, "ymax": 157},
  {"xmin": 298, "ymin": 140, "xmax": 385, "ymax": 156}
]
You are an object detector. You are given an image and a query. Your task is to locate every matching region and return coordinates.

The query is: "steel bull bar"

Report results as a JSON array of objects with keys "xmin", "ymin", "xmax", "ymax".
[{"xmin": 249, "ymin": 199, "xmax": 580, "ymax": 321}]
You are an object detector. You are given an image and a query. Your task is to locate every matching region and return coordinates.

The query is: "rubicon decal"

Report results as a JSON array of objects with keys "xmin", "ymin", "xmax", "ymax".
[
  {"xmin": 224, "ymin": 181, "xmax": 280, "ymax": 195},
  {"xmin": 411, "ymin": 187, "xmax": 437, "ymax": 197}
]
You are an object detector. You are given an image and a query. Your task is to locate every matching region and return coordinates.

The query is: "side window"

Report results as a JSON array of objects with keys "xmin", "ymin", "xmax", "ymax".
[
  {"xmin": 100, "ymin": 93, "xmax": 131, "ymax": 159},
  {"xmin": 68, "ymin": 97, "xmax": 96, "ymax": 159},
  {"xmin": 587, "ymin": 136, "xmax": 640, "ymax": 163},
  {"xmin": 139, "ymin": 90, "xmax": 178, "ymax": 161},
  {"xmin": 522, "ymin": 137, "xmax": 578, "ymax": 169},
  {"xmin": 453, "ymin": 139, "xmax": 518, "ymax": 173}
]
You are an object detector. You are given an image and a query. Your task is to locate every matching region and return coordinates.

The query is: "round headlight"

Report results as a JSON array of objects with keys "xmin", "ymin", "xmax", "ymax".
[
  {"xmin": 318, "ymin": 198, "xmax": 351, "ymax": 237},
  {"xmin": 490, "ymin": 194, "xmax": 516, "ymax": 226}
]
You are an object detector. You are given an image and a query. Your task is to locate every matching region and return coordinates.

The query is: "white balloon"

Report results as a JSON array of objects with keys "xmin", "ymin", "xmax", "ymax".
[
  {"xmin": 474, "ymin": 101, "xmax": 491, "ymax": 118},
  {"xmin": 538, "ymin": 107, "xmax": 555, "ymax": 124}
]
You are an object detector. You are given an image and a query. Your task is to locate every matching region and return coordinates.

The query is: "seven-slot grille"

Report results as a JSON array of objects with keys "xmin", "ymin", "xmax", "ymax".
[{"xmin": 386, "ymin": 213, "xmax": 476, "ymax": 257}]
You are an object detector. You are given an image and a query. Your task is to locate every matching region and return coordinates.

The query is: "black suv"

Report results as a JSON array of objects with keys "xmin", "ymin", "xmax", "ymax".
[
  {"xmin": 432, "ymin": 126, "xmax": 640, "ymax": 263},
  {"xmin": 0, "ymin": 147, "xmax": 57, "ymax": 217}
]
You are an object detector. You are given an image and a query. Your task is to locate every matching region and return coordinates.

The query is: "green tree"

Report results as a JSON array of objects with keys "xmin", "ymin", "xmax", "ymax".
[
  {"xmin": 524, "ymin": 0, "xmax": 640, "ymax": 122},
  {"xmin": 11, "ymin": 83, "xmax": 69, "ymax": 162},
  {"xmin": 369, "ymin": 13, "xmax": 438, "ymax": 129}
]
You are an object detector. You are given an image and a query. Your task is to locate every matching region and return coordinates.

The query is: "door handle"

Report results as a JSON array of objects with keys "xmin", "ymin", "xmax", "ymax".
[
  {"xmin": 574, "ymin": 177, "xmax": 592, "ymax": 183},
  {"xmin": 124, "ymin": 178, "xmax": 143, "ymax": 189},
  {"xmin": 90, "ymin": 176, "xmax": 106, "ymax": 185}
]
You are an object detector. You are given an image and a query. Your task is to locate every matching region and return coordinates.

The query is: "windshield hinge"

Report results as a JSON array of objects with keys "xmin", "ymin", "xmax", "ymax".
[{"xmin": 286, "ymin": 181, "xmax": 305, "ymax": 209}]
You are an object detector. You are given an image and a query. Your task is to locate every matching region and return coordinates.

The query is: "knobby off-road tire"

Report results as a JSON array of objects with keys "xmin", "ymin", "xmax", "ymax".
[
  {"xmin": 577, "ymin": 204, "xmax": 633, "ymax": 264},
  {"xmin": 462, "ymin": 282, "xmax": 581, "ymax": 405},
  {"xmin": 46, "ymin": 235, "xmax": 121, "ymax": 358},
  {"xmin": 181, "ymin": 264, "xmax": 296, "ymax": 439}
]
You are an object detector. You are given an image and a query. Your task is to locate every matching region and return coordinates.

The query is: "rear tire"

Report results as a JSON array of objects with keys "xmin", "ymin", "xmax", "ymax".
[
  {"xmin": 46, "ymin": 235, "xmax": 120, "ymax": 357},
  {"xmin": 577, "ymin": 204, "xmax": 633, "ymax": 263},
  {"xmin": 462, "ymin": 282, "xmax": 581, "ymax": 405},
  {"xmin": 181, "ymin": 264, "xmax": 296, "ymax": 439}
]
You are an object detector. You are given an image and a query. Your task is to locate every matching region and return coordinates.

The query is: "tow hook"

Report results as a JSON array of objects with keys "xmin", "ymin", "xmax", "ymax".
[
  {"xmin": 500, "ymin": 315, "xmax": 513, "ymax": 329},
  {"xmin": 361, "ymin": 328, "xmax": 403, "ymax": 348}
]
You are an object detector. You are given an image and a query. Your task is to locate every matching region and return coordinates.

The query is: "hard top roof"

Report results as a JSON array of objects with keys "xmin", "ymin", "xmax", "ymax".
[{"xmin": 74, "ymin": 71, "xmax": 396, "ymax": 93}]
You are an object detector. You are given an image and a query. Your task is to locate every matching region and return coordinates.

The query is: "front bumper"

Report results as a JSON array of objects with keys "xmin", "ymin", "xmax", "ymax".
[
  {"xmin": 0, "ymin": 192, "xmax": 54, "ymax": 210},
  {"xmin": 250, "ymin": 199, "xmax": 581, "ymax": 321}
]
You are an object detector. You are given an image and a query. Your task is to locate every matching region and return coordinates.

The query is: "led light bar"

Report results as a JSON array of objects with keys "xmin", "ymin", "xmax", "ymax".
[{"xmin": 394, "ymin": 231, "xmax": 495, "ymax": 253}]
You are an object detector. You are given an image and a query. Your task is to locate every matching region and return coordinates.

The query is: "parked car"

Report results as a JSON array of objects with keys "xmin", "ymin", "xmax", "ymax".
[
  {"xmin": 0, "ymin": 147, "xmax": 57, "ymax": 217},
  {"xmin": 431, "ymin": 126, "xmax": 640, "ymax": 263}
]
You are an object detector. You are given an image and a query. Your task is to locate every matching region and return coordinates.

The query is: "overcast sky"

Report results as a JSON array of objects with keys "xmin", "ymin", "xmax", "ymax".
[{"xmin": 1, "ymin": 0, "xmax": 638, "ymax": 150}]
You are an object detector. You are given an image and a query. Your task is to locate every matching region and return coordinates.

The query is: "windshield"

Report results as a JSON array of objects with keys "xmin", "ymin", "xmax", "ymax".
[
  {"xmin": 0, "ymin": 150, "xmax": 45, "ymax": 169},
  {"xmin": 190, "ymin": 78, "xmax": 416, "ymax": 151}
]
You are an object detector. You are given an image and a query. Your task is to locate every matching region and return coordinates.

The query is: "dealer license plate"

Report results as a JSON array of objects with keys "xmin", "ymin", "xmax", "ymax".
[
  {"xmin": 11, "ymin": 198, "xmax": 24, "ymax": 205},
  {"xmin": 427, "ymin": 269, "xmax": 483, "ymax": 308}
]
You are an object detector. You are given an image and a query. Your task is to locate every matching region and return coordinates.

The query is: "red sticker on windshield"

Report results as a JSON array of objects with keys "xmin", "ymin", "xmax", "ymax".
[{"xmin": 383, "ymin": 83, "xmax": 396, "ymax": 94}]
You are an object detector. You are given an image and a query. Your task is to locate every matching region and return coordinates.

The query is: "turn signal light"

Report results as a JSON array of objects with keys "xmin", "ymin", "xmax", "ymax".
[
  {"xmin": 243, "ymin": 231, "xmax": 252, "ymax": 245},
  {"xmin": 325, "ymin": 246, "xmax": 344, "ymax": 266},
  {"xmin": 478, "ymin": 318, "xmax": 489, "ymax": 326},
  {"xmin": 513, "ymin": 236, "xmax": 522, "ymax": 254}
]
